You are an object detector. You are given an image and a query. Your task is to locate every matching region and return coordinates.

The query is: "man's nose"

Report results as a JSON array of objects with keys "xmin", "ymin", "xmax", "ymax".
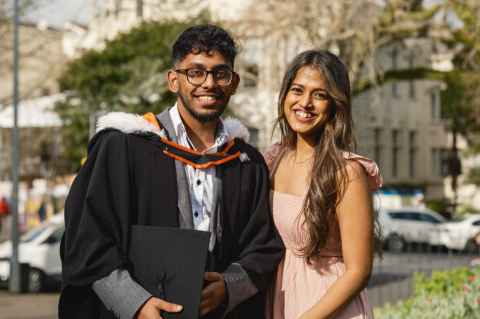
[{"xmin": 201, "ymin": 72, "xmax": 216, "ymax": 88}]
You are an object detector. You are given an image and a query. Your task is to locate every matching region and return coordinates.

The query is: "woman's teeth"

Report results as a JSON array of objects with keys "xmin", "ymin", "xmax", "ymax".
[{"xmin": 295, "ymin": 110, "xmax": 314, "ymax": 119}]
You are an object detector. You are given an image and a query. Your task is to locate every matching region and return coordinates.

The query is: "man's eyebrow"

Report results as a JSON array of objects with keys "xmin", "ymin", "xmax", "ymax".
[{"xmin": 183, "ymin": 63, "xmax": 231, "ymax": 69}]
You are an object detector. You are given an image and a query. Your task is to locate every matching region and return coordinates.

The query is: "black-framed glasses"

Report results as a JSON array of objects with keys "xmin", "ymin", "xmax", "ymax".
[{"xmin": 175, "ymin": 67, "xmax": 235, "ymax": 86}]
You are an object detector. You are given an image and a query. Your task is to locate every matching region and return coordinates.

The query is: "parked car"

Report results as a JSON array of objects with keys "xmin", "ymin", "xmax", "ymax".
[
  {"xmin": 439, "ymin": 214, "xmax": 480, "ymax": 252},
  {"xmin": 0, "ymin": 214, "xmax": 64, "ymax": 292},
  {"xmin": 378, "ymin": 207, "xmax": 447, "ymax": 252}
]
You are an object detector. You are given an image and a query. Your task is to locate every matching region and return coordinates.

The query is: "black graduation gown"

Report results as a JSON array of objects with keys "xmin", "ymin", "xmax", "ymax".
[{"xmin": 59, "ymin": 129, "xmax": 284, "ymax": 319}]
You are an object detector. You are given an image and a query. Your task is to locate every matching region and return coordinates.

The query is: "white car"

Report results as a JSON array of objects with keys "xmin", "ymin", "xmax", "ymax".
[
  {"xmin": 378, "ymin": 207, "xmax": 447, "ymax": 252},
  {"xmin": 0, "ymin": 214, "xmax": 64, "ymax": 292},
  {"xmin": 439, "ymin": 214, "xmax": 480, "ymax": 252}
]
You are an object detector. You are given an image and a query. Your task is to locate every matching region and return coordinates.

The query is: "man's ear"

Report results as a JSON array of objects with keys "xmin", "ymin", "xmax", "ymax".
[
  {"xmin": 230, "ymin": 72, "xmax": 240, "ymax": 94},
  {"xmin": 167, "ymin": 69, "xmax": 179, "ymax": 93}
]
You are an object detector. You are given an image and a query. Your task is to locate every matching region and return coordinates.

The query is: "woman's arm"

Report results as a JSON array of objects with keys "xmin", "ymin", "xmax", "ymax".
[{"xmin": 299, "ymin": 161, "xmax": 374, "ymax": 319}]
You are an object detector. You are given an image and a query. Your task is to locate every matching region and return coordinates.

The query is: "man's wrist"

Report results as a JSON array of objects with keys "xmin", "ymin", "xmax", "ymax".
[{"xmin": 220, "ymin": 277, "xmax": 229, "ymax": 310}]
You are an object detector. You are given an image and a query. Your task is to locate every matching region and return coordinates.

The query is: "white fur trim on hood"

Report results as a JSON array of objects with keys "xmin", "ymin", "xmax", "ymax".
[
  {"xmin": 95, "ymin": 112, "xmax": 250, "ymax": 142},
  {"xmin": 223, "ymin": 117, "xmax": 250, "ymax": 142},
  {"xmin": 96, "ymin": 112, "xmax": 166, "ymax": 138}
]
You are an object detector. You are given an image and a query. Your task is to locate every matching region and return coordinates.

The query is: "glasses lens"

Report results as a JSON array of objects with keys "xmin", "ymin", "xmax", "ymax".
[
  {"xmin": 186, "ymin": 69, "xmax": 207, "ymax": 85},
  {"xmin": 214, "ymin": 68, "xmax": 233, "ymax": 85}
]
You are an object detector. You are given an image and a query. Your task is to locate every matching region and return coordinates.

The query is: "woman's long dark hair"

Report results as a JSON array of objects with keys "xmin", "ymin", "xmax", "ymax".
[{"xmin": 276, "ymin": 50, "xmax": 357, "ymax": 261}]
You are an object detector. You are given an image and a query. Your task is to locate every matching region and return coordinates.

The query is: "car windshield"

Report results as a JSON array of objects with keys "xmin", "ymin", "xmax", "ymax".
[{"xmin": 21, "ymin": 224, "xmax": 52, "ymax": 243}]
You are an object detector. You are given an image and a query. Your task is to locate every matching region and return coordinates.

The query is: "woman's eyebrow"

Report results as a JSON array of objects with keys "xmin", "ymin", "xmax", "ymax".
[{"xmin": 291, "ymin": 83, "xmax": 328, "ymax": 92}]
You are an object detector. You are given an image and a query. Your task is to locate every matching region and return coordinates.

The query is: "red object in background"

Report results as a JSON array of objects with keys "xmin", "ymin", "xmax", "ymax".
[{"xmin": 0, "ymin": 197, "xmax": 10, "ymax": 217}]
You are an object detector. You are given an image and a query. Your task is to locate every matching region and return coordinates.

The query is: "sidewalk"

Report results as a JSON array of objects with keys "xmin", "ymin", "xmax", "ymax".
[{"xmin": 0, "ymin": 291, "xmax": 58, "ymax": 319}]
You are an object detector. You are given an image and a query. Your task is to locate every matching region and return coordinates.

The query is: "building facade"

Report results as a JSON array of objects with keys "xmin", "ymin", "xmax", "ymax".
[{"xmin": 0, "ymin": 23, "xmax": 66, "ymax": 106}]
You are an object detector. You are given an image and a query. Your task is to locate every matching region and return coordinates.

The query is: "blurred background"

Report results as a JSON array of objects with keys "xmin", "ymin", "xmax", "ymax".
[{"xmin": 0, "ymin": 0, "xmax": 479, "ymax": 318}]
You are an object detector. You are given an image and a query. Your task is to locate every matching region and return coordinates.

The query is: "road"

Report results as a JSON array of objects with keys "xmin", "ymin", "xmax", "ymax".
[{"xmin": 0, "ymin": 291, "xmax": 58, "ymax": 319}]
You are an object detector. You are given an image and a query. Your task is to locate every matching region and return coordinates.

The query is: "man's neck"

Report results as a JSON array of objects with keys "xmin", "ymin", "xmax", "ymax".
[{"xmin": 177, "ymin": 105, "xmax": 219, "ymax": 152}]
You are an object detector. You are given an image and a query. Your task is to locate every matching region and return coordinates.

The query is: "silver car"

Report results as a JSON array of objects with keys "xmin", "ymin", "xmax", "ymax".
[{"xmin": 378, "ymin": 207, "xmax": 447, "ymax": 252}]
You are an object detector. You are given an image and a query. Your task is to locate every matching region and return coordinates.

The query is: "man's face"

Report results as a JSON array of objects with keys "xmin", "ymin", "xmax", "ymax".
[{"xmin": 167, "ymin": 50, "xmax": 239, "ymax": 124}]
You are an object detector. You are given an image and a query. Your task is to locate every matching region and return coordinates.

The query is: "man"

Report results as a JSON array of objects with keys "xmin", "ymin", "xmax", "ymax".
[{"xmin": 59, "ymin": 25, "xmax": 284, "ymax": 319}]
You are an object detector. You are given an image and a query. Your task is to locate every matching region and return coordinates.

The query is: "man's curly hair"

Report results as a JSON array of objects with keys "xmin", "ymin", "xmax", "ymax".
[{"xmin": 172, "ymin": 24, "xmax": 237, "ymax": 66}]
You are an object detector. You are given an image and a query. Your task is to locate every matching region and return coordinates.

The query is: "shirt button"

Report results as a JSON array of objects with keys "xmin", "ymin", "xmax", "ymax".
[
  {"xmin": 194, "ymin": 211, "xmax": 199, "ymax": 218},
  {"xmin": 196, "ymin": 180, "xmax": 201, "ymax": 186}
]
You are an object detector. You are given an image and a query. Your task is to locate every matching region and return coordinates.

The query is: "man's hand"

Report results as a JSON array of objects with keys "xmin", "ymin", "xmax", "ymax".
[
  {"xmin": 136, "ymin": 297, "xmax": 183, "ymax": 319},
  {"xmin": 200, "ymin": 272, "xmax": 227, "ymax": 316}
]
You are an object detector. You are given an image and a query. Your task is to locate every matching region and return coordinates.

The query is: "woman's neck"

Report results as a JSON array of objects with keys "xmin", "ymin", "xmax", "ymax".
[{"xmin": 294, "ymin": 134, "xmax": 317, "ymax": 162}]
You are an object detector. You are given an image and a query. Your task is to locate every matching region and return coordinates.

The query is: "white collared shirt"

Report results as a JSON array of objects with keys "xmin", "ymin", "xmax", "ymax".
[{"xmin": 169, "ymin": 105, "xmax": 229, "ymax": 231}]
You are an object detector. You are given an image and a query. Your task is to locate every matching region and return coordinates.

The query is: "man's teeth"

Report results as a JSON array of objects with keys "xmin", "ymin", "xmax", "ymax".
[
  {"xmin": 198, "ymin": 96, "xmax": 216, "ymax": 102},
  {"xmin": 295, "ymin": 110, "xmax": 314, "ymax": 119}
]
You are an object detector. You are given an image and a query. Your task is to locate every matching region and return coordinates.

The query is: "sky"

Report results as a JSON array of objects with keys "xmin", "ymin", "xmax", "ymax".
[{"xmin": 24, "ymin": 0, "xmax": 91, "ymax": 28}]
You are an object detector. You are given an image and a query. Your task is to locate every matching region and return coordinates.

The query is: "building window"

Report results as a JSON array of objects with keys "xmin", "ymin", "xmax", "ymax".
[
  {"xmin": 374, "ymin": 128, "xmax": 383, "ymax": 171},
  {"xmin": 392, "ymin": 129, "xmax": 400, "ymax": 178},
  {"xmin": 408, "ymin": 53, "xmax": 416, "ymax": 99},
  {"xmin": 431, "ymin": 88, "xmax": 441, "ymax": 120},
  {"xmin": 431, "ymin": 148, "xmax": 438, "ymax": 176},
  {"xmin": 114, "ymin": 0, "xmax": 121, "ymax": 17},
  {"xmin": 391, "ymin": 47, "xmax": 398, "ymax": 70},
  {"xmin": 441, "ymin": 149, "xmax": 450, "ymax": 176},
  {"xmin": 136, "ymin": 0, "xmax": 143, "ymax": 18},
  {"xmin": 408, "ymin": 131, "xmax": 417, "ymax": 177},
  {"xmin": 431, "ymin": 148, "xmax": 448, "ymax": 176},
  {"xmin": 391, "ymin": 47, "xmax": 399, "ymax": 97}
]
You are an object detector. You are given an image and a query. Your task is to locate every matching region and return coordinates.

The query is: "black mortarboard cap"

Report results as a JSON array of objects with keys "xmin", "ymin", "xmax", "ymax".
[{"xmin": 128, "ymin": 225, "xmax": 210, "ymax": 319}]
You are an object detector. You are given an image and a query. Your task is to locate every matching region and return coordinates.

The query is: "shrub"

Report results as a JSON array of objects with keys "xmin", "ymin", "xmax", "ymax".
[{"xmin": 375, "ymin": 266, "xmax": 480, "ymax": 319}]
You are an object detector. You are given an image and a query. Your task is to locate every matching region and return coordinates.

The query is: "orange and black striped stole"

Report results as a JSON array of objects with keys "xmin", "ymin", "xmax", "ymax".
[{"xmin": 143, "ymin": 112, "xmax": 242, "ymax": 169}]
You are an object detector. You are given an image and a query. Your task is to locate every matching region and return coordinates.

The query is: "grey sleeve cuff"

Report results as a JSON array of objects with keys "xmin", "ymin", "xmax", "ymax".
[
  {"xmin": 92, "ymin": 269, "xmax": 152, "ymax": 319},
  {"xmin": 222, "ymin": 263, "xmax": 258, "ymax": 314}
]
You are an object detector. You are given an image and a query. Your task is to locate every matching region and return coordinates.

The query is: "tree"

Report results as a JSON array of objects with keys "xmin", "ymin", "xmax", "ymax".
[
  {"xmin": 55, "ymin": 18, "xmax": 206, "ymax": 170},
  {"xmin": 226, "ymin": 0, "xmax": 447, "ymax": 93}
]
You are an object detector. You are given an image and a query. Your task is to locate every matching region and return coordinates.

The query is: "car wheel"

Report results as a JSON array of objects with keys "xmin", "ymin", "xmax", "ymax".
[
  {"xmin": 387, "ymin": 234, "xmax": 405, "ymax": 253},
  {"xmin": 28, "ymin": 268, "xmax": 44, "ymax": 293},
  {"xmin": 465, "ymin": 239, "xmax": 479, "ymax": 254}
]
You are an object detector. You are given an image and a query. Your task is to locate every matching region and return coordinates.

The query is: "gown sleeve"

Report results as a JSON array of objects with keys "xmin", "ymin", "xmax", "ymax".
[
  {"xmin": 224, "ymin": 146, "xmax": 285, "ymax": 312},
  {"xmin": 59, "ymin": 130, "xmax": 135, "ymax": 318}
]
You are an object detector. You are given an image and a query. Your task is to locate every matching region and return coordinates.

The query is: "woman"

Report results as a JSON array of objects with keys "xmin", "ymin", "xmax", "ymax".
[{"xmin": 264, "ymin": 50, "xmax": 382, "ymax": 319}]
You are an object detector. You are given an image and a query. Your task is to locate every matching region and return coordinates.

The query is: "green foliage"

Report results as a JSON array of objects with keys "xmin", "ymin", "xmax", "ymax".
[
  {"xmin": 441, "ymin": 71, "xmax": 480, "ymax": 140},
  {"xmin": 55, "ymin": 17, "xmax": 208, "ymax": 171},
  {"xmin": 375, "ymin": 266, "xmax": 480, "ymax": 319},
  {"xmin": 425, "ymin": 198, "xmax": 451, "ymax": 215},
  {"xmin": 466, "ymin": 167, "xmax": 480, "ymax": 187},
  {"xmin": 414, "ymin": 267, "xmax": 475, "ymax": 295}
]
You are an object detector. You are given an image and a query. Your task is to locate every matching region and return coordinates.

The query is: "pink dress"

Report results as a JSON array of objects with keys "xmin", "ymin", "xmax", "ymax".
[{"xmin": 264, "ymin": 145, "xmax": 382, "ymax": 319}]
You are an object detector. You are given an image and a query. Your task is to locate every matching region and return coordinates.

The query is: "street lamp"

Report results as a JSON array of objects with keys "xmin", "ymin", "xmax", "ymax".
[{"xmin": 9, "ymin": 0, "xmax": 21, "ymax": 293}]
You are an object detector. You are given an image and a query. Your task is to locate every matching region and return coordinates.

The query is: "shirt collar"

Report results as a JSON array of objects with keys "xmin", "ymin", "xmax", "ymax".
[{"xmin": 169, "ymin": 104, "xmax": 230, "ymax": 153}]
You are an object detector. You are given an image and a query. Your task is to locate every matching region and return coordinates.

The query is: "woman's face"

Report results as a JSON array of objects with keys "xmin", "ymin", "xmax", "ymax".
[{"xmin": 283, "ymin": 66, "xmax": 331, "ymax": 140}]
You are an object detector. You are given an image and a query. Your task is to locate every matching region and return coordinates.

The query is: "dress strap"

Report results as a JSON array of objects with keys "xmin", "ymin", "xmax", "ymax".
[{"xmin": 342, "ymin": 152, "xmax": 383, "ymax": 191}]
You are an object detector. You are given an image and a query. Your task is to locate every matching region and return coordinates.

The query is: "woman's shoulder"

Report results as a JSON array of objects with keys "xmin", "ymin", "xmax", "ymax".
[{"xmin": 341, "ymin": 151, "xmax": 383, "ymax": 191}]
